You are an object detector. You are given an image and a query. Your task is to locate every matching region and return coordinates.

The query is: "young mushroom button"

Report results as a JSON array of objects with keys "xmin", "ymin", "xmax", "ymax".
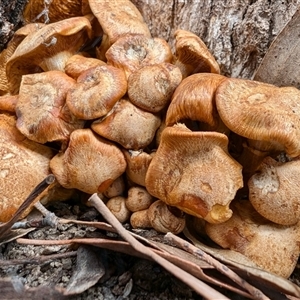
[
  {"xmin": 145, "ymin": 124, "xmax": 243, "ymax": 224},
  {"xmin": 50, "ymin": 128, "xmax": 126, "ymax": 194}
]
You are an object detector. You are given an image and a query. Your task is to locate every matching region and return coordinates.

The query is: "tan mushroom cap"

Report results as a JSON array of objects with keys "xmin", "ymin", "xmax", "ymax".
[
  {"xmin": 0, "ymin": 114, "xmax": 53, "ymax": 222},
  {"xmin": 64, "ymin": 54, "xmax": 106, "ymax": 79},
  {"xmin": 23, "ymin": 0, "xmax": 83, "ymax": 23},
  {"xmin": 66, "ymin": 65, "xmax": 127, "ymax": 120},
  {"xmin": 0, "ymin": 23, "xmax": 45, "ymax": 95},
  {"xmin": 103, "ymin": 175, "xmax": 125, "ymax": 198},
  {"xmin": 91, "ymin": 99, "xmax": 161, "ymax": 150},
  {"xmin": 174, "ymin": 29, "xmax": 220, "ymax": 78},
  {"xmin": 216, "ymin": 78, "xmax": 300, "ymax": 157},
  {"xmin": 106, "ymin": 34, "xmax": 173, "ymax": 78},
  {"xmin": 128, "ymin": 63, "xmax": 182, "ymax": 113},
  {"xmin": 106, "ymin": 196, "xmax": 131, "ymax": 223},
  {"xmin": 145, "ymin": 124, "xmax": 243, "ymax": 223},
  {"xmin": 88, "ymin": 0, "xmax": 151, "ymax": 60},
  {"xmin": 0, "ymin": 95, "xmax": 19, "ymax": 113},
  {"xmin": 50, "ymin": 128, "xmax": 126, "ymax": 194},
  {"xmin": 122, "ymin": 149, "xmax": 154, "ymax": 186},
  {"xmin": 166, "ymin": 73, "xmax": 227, "ymax": 131},
  {"xmin": 6, "ymin": 16, "xmax": 93, "ymax": 94},
  {"xmin": 205, "ymin": 201, "xmax": 300, "ymax": 278},
  {"xmin": 125, "ymin": 186, "xmax": 154, "ymax": 212},
  {"xmin": 16, "ymin": 71, "xmax": 84, "ymax": 144},
  {"xmin": 248, "ymin": 156, "xmax": 300, "ymax": 225}
]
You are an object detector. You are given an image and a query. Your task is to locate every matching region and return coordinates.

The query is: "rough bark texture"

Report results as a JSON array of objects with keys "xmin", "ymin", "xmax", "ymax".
[
  {"xmin": 0, "ymin": 0, "xmax": 27, "ymax": 51},
  {"xmin": 131, "ymin": 0, "xmax": 300, "ymax": 79}
]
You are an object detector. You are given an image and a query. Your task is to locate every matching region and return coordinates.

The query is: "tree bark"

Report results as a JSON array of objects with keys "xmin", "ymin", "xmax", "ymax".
[{"xmin": 131, "ymin": 0, "xmax": 300, "ymax": 79}]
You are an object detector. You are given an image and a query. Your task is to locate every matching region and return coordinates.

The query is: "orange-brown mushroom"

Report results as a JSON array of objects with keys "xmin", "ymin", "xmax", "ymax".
[
  {"xmin": 173, "ymin": 29, "xmax": 220, "ymax": 78},
  {"xmin": 0, "ymin": 114, "xmax": 53, "ymax": 222},
  {"xmin": 88, "ymin": 0, "xmax": 151, "ymax": 60},
  {"xmin": 91, "ymin": 99, "xmax": 161, "ymax": 150},
  {"xmin": 16, "ymin": 71, "xmax": 84, "ymax": 144},
  {"xmin": 106, "ymin": 34, "xmax": 173, "ymax": 78},
  {"xmin": 6, "ymin": 16, "xmax": 93, "ymax": 94},
  {"xmin": 66, "ymin": 65, "xmax": 127, "ymax": 120},
  {"xmin": 205, "ymin": 200, "xmax": 300, "ymax": 278},
  {"xmin": 248, "ymin": 156, "xmax": 300, "ymax": 225},
  {"xmin": 50, "ymin": 128, "xmax": 126, "ymax": 194},
  {"xmin": 145, "ymin": 124, "xmax": 243, "ymax": 223},
  {"xmin": 128, "ymin": 63, "xmax": 182, "ymax": 113}
]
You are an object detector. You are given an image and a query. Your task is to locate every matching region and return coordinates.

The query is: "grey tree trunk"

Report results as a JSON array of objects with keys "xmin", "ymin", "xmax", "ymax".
[{"xmin": 131, "ymin": 0, "xmax": 300, "ymax": 79}]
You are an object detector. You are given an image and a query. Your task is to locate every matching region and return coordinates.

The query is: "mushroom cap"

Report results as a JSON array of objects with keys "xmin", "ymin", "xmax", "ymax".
[
  {"xmin": 0, "ymin": 23, "xmax": 45, "ymax": 95},
  {"xmin": 125, "ymin": 186, "xmax": 154, "ymax": 212},
  {"xmin": 122, "ymin": 149, "xmax": 154, "ymax": 186},
  {"xmin": 0, "ymin": 95, "xmax": 19, "ymax": 113},
  {"xmin": 50, "ymin": 128, "xmax": 126, "ymax": 194},
  {"xmin": 0, "ymin": 114, "xmax": 53, "ymax": 222},
  {"xmin": 64, "ymin": 54, "xmax": 106, "ymax": 79},
  {"xmin": 16, "ymin": 70, "xmax": 84, "ymax": 144},
  {"xmin": 106, "ymin": 196, "xmax": 131, "ymax": 223},
  {"xmin": 106, "ymin": 34, "xmax": 173, "ymax": 78},
  {"xmin": 145, "ymin": 124, "xmax": 243, "ymax": 223},
  {"xmin": 248, "ymin": 156, "xmax": 300, "ymax": 225},
  {"xmin": 88, "ymin": 0, "xmax": 151, "ymax": 59},
  {"xmin": 147, "ymin": 200, "xmax": 186, "ymax": 234},
  {"xmin": 23, "ymin": 0, "xmax": 83, "ymax": 23},
  {"xmin": 66, "ymin": 65, "xmax": 127, "ymax": 120},
  {"xmin": 216, "ymin": 78, "xmax": 300, "ymax": 157},
  {"xmin": 166, "ymin": 73, "xmax": 227, "ymax": 130},
  {"xmin": 205, "ymin": 200, "xmax": 300, "ymax": 278},
  {"xmin": 174, "ymin": 29, "xmax": 220, "ymax": 78},
  {"xmin": 91, "ymin": 99, "xmax": 161, "ymax": 150},
  {"xmin": 128, "ymin": 63, "xmax": 182, "ymax": 113},
  {"xmin": 6, "ymin": 16, "xmax": 93, "ymax": 94},
  {"xmin": 103, "ymin": 175, "xmax": 125, "ymax": 198},
  {"xmin": 130, "ymin": 209, "xmax": 152, "ymax": 229}
]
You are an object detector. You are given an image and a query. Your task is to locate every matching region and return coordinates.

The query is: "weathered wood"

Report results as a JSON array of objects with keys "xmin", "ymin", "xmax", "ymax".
[{"xmin": 131, "ymin": 0, "xmax": 300, "ymax": 78}]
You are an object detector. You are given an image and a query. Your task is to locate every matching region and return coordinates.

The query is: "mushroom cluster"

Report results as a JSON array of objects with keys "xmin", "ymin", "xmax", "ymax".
[{"xmin": 1, "ymin": 0, "xmax": 300, "ymax": 279}]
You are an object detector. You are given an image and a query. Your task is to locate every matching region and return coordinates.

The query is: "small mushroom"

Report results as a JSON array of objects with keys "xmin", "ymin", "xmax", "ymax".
[
  {"xmin": 106, "ymin": 34, "xmax": 173, "ymax": 78},
  {"xmin": 248, "ymin": 156, "xmax": 300, "ymax": 225},
  {"xmin": 66, "ymin": 65, "xmax": 127, "ymax": 120},
  {"xmin": 50, "ymin": 128, "xmax": 126, "ymax": 194},
  {"xmin": 6, "ymin": 16, "xmax": 93, "ymax": 94},
  {"xmin": 16, "ymin": 70, "xmax": 84, "ymax": 144},
  {"xmin": 125, "ymin": 186, "xmax": 154, "ymax": 212},
  {"xmin": 106, "ymin": 196, "xmax": 131, "ymax": 223},
  {"xmin": 205, "ymin": 200, "xmax": 300, "ymax": 278},
  {"xmin": 88, "ymin": 0, "xmax": 151, "ymax": 60},
  {"xmin": 130, "ymin": 209, "xmax": 152, "ymax": 229},
  {"xmin": 64, "ymin": 54, "xmax": 106, "ymax": 79},
  {"xmin": 128, "ymin": 63, "xmax": 182, "ymax": 113},
  {"xmin": 122, "ymin": 149, "xmax": 155, "ymax": 186},
  {"xmin": 173, "ymin": 29, "xmax": 220, "ymax": 78},
  {"xmin": 91, "ymin": 99, "xmax": 161, "ymax": 150},
  {"xmin": 103, "ymin": 175, "xmax": 126, "ymax": 198},
  {"xmin": 147, "ymin": 200, "xmax": 186, "ymax": 234},
  {"xmin": 166, "ymin": 73, "xmax": 228, "ymax": 132},
  {"xmin": 145, "ymin": 124, "xmax": 243, "ymax": 223},
  {"xmin": 0, "ymin": 114, "xmax": 53, "ymax": 222}
]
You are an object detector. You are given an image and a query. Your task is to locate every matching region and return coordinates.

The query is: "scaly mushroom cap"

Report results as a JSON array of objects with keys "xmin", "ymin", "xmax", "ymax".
[
  {"xmin": 0, "ymin": 114, "xmax": 53, "ymax": 222},
  {"xmin": 145, "ymin": 124, "xmax": 243, "ymax": 223},
  {"xmin": 205, "ymin": 201, "xmax": 300, "ymax": 278},
  {"xmin": 66, "ymin": 65, "xmax": 127, "ymax": 120},
  {"xmin": 23, "ymin": 0, "xmax": 83, "ymax": 23},
  {"xmin": 88, "ymin": 0, "xmax": 151, "ymax": 60},
  {"xmin": 16, "ymin": 71, "xmax": 84, "ymax": 144},
  {"xmin": 166, "ymin": 73, "xmax": 227, "ymax": 131},
  {"xmin": 6, "ymin": 16, "xmax": 93, "ymax": 94},
  {"xmin": 248, "ymin": 156, "xmax": 300, "ymax": 225},
  {"xmin": 64, "ymin": 54, "xmax": 106, "ymax": 79},
  {"xmin": 91, "ymin": 99, "xmax": 161, "ymax": 150},
  {"xmin": 106, "ymin": 34, "xmax": 173, "ymax": 78},
  {"xmin": 128, "ymin": 63, "xmax": 182, "ymax": 113},
  {"xmin": 174, "ymin": 29, "xmax": 220, "ymax": 78},
  {"xmin": 216, "ymin": 78, "xmax": 300, "ymax": 157},
  {"xmin": 50, "ymin": 128, "xmax": 126, "ymax": 194}
]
